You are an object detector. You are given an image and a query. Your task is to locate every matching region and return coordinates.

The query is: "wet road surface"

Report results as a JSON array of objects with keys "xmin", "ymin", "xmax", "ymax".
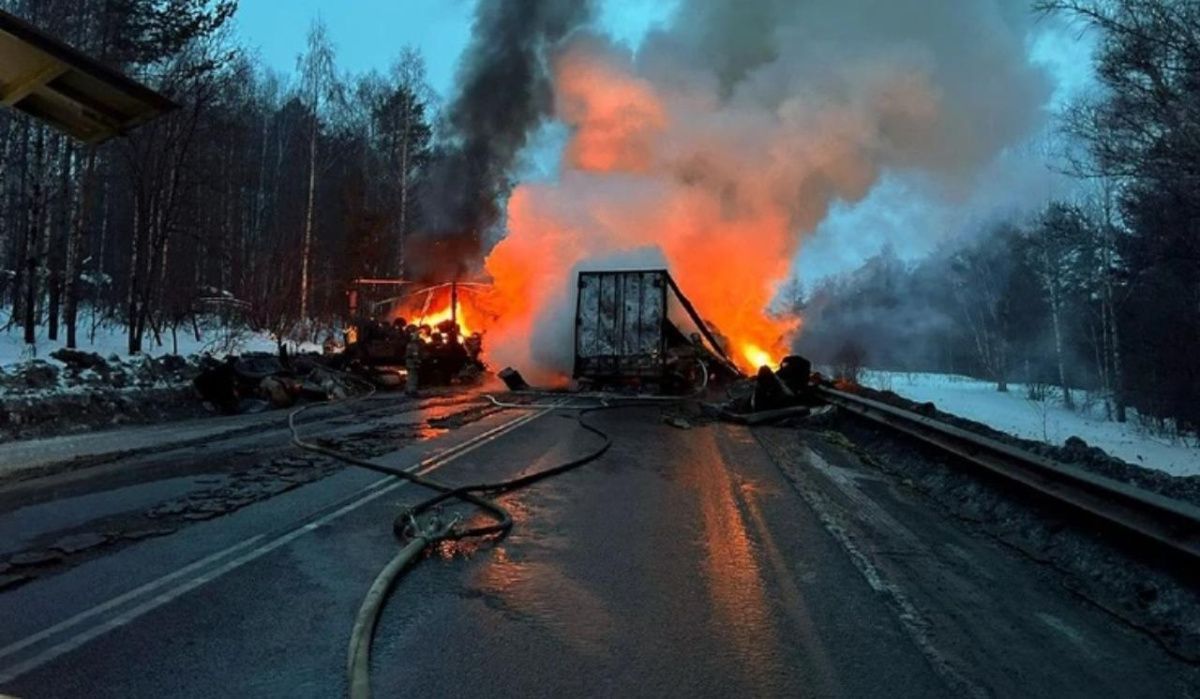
[{"xmin": 0, "ymin": 399, "xmax": 1196, "ymax": 697}]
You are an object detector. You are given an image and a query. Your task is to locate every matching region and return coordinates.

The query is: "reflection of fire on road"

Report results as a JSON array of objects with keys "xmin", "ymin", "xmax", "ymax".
[{"xmin": 682, "ymin": 427, "xmax": 781, "ymax": 688}]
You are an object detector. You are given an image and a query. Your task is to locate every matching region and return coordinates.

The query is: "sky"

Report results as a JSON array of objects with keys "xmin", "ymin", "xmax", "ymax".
[
  {"xmin": 234, "ymin": 0, "xmax": 1095, "ymax": 284},
  {"xmin": 233, "ymin": 0, "xmax": 677, "ymax": 98}
]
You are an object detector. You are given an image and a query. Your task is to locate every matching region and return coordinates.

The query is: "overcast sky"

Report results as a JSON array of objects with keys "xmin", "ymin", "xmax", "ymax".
[{"xmin": 233, "ymin": 0, "xmax": 1095, "ymax": 284}]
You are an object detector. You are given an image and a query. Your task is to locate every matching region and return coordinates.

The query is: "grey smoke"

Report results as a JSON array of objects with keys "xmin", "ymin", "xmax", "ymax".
[{"xmin": 640, "ymin": 0, "xmax": 1051, "ymax": 187}]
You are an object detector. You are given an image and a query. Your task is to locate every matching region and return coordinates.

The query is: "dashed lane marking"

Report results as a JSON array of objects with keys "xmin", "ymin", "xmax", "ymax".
[{"xmin": 0, "ymin": 403, "xmax": 558, "ymax": 685}]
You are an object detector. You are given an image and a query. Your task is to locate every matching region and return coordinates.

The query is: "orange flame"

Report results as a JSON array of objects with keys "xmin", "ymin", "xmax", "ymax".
[
  {"xmin": 412, "ymin": 304, "xmax": 473, "ymax": 338},
  {"xmin": 741, "ymin": 343, "xmax": 776, "ymax": 372},
  {"xmin": 482, "ymin": 40, "xmax": 802, "ymax": 378},
  {"xmin": 388, "ymin": 286, "xmax": 489, "ymax": 342}
]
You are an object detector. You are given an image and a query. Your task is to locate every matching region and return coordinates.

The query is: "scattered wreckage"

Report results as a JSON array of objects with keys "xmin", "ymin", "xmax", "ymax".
[
  {"xmin": 192, "ymin": 353, "xmax": 353, "ymax": 414},
  {"xmin": 193, "ymin": 268, "xmax": 819, "ymax": 421},
  {"xmin": 567, "ymin": 268, "xmax": 825, "ymax": 423},
  {"xmin": 194, "ymin": 280, "xmax": 487, "ymax": 414},
  {"xmin": 191, "ymin": 317, "xmax": 485, "ymax": 415},
  {"xmin": 709, "ymin": 356, "xmax": 832, "ymax": 425}
]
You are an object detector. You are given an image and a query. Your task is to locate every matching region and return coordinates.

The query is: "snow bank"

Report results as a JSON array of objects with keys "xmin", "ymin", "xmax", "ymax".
[{"xmin": 857, "ymin": 370, "xmax": 1200, "ymax": 478}]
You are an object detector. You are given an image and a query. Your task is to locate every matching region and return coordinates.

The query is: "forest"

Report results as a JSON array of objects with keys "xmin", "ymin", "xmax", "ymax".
[
  {"xmin": 0, "ymin": 0, "xmax": 435, "ymax": 354},
  {"xmin": 798, "ymin": 1, "xmax": 1200, "ymax": 436}
]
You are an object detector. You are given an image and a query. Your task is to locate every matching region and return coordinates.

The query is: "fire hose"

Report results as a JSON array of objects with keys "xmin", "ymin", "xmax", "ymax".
[{"xmin": 288, "ymin": 387, "xmax": 677, "ymax": 698}]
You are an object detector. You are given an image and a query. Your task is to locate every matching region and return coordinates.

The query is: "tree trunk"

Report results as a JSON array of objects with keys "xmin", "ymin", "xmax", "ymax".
[
  {"xmin": 0, "ymin": 118, "xmax": 14, "ymax": 308},
  {"xmin": 299, "ymin": 119, "xmax": 317, "ymax": 325},
  {"xmin": 24, "ymin": 129, "xmax": 46, "ymax": 347},
  {"xmin": 128, "ymin": 196, "xmax": 145, "ymax": 355},
  {"xmin": 1109, "ymin": 296, "xmax": 1127, "ymax": 422},
  {"xmin": 92, "ymin": 173, "xmax": 110, "ymax": 345},
  {"xmin": 9, "ymin": 121, "xmax": 30, "ymax": 326},
  {"xmin": 47, "ymin": 138, "xmax": 72, "ymax": 342},
  {"xmin": 47, "ymin": 269, "xmax": 60, "ymax": 340},
  {"xmin": 65, "ymin": 147, "xmax": 97, "ymax": 349},
  {"xmin": 1049, "ymin": 292, "xmax": 1073, "ymax": 409},
  {"xmin": 397, "ymin": 93, "xmax": 411, "ymax": 277}
]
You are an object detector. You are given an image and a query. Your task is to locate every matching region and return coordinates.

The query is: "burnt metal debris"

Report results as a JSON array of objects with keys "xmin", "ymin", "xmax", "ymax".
[
  {"xmin": 342, "ymin": 278, "xmax": 486, "ymax": 391},
  {"xmin": 192, "ymin": 354, "xmax": 351, "ymax": 415},
  {"xmin": 706, "ymin": 354, "xmax": 823, "ymax": 425},
  {"xmin": 498, "ymin": 367, "xmax": 530, "ymax": 391},
  {"xmin": 343, "ymin": 316, "xmax": 483, "ymax": 385}
]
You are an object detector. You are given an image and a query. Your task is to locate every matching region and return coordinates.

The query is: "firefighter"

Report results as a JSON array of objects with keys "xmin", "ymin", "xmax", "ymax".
[
  {"xmin": 405, "ymin": 329, "xmax": 422, "ymax": 395},
  {"xmin": 464, "ymin": 332, "xmax": 483, "ymax": 363},
  {"xmin": 391, "ymin": 317, "xmax": 409, "ymax": 362},
  {"xmin": 427, "ymin": 332, "xmax": 447, "ymax": 384}
]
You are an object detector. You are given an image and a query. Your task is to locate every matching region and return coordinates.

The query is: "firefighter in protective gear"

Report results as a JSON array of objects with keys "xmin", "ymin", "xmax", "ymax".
[{"xmin": 405, "ymin": 331, "xmax": 422, "ymax": 395}]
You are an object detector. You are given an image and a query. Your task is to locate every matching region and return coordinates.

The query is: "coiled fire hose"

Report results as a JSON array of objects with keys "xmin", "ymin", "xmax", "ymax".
[
  {"xmin": 288, "ymin": 391, "xmax": 643, "ymax": 698},
  {"xmin": 288, "ymin": 360, "xmax": 706, "ymax": 698}
]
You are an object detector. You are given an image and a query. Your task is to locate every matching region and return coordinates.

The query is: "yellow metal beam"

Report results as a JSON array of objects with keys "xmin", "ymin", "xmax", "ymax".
[
  {"xmin": 0, "ymin": 9, "xmax": 176, "ymax": 144},
  {"xmin": 0, "ymin": 62, "xmax": 67, "ymax": 107}
]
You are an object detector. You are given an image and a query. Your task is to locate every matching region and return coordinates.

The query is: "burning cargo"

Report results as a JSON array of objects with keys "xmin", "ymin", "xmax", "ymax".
[{"xmin": 573, "ymin": 269, "xmax": 740, "ymax": 390}]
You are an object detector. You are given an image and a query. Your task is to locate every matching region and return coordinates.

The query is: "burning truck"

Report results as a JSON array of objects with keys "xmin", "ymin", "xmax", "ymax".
[
  {"xmin": 341, "ymin": 279, "xmax": 489, "ymax": 388},
  {"xmin": 571, "ymin": 269, "xmax": 742, "ymax": 393}
]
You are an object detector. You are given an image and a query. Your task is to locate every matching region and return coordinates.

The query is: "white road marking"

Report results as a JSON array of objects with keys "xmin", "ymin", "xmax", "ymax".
[
  {"xmin": 776, "ymin": 441, "xmax": 990, "ymax": 699},
  {"xmin": 0, "ymin": 403, "xmax": 557, "ymax": 685}
]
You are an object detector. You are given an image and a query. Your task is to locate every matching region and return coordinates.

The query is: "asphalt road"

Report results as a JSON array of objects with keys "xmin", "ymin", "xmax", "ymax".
[{"xmin": 0, "ymin": 396, "xmax": 1196, "ymax": 697}]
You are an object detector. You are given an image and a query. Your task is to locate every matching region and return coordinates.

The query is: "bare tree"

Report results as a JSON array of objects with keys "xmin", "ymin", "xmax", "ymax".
[
  {"xmin": 389, "ymin": 48, "xmax": 433, "ymax": 277},
  {"xmin": 296, "ymin": 18, "xmax": 340, "ymax": 326},
  {"xmin": 950, "ymin": 230, "xmax": 1019, "ymax": 392},
  {"xmin": 1026, "ymin": 203, "xmax": 1090, "ymax": 410}
]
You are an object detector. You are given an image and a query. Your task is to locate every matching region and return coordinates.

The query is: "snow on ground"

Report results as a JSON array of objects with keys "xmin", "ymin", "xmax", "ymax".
[
  {"xmin": 857, "ymin": 370, "xmax": 1200, "ymax": 478},
  {"xmin": 0, "ymin": 309, "xmax": 317, "ymax": 371}
]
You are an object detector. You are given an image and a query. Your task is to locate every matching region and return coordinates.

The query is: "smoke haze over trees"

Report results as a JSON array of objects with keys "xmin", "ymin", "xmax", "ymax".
[
  {"xmin": 409, "ymin": 0, "xmax": 594, "ymax": 281},
  {"xmin": 481, "ymin": 0, "xmax": 1053, "ymax": 376},
  {"xmin": 797, "ymin": 0, "xmax": 1200, "ymax": 437}
]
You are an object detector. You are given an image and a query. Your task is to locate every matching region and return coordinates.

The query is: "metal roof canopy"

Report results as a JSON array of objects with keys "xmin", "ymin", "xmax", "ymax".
[{"xmin": 0, "ymin": 9, "xmax": 178, "ymax": 144}]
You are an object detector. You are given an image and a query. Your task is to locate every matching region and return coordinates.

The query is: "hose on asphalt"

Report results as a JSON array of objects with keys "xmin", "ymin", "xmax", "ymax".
[{"xmin": 288, "ymin": 387, "xmax": 661, "ymax": 699}]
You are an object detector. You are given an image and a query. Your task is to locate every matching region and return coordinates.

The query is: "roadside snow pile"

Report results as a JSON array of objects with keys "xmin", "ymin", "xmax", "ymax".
[
  {"xmin": 858, "ymin": 370, "xmax": 1200, "ymax": 478},
  {"xmin": 0, "ymin": 350, "xmax": 207, "ymax": 439},
  {"xmin": 0, "ymin": 315, "xmax": 322, "ymax": 439},
  {"xmin": 0, "ymin": 350, "xmax": 196, "ymax": 396}
]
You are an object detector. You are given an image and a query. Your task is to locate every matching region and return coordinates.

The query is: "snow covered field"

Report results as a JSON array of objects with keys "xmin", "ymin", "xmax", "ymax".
[{"xmin": 858, "ymin": 370, "xmax": 1200, "ymax": 478}]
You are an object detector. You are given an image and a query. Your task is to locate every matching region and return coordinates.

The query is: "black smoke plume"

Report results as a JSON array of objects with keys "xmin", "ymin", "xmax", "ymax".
[{"xmin": 410, "ymin": 0, "xmax": 594, "ymax": 281}]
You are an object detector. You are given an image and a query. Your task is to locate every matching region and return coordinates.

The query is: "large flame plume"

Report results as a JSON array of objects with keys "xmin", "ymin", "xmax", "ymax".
[
  {"xmin": 482, "ymin": 36, "xmax": 936, "ymax": 378},
  {"xmin": 476, "ymin": 1, "xmax": 1048, "ymax": 383}
]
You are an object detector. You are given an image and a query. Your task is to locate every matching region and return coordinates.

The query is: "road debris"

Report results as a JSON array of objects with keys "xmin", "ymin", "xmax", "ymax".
[
  {"xmin": 192, "ymin": 353, "xmax": 358, "ymax": 414},
  {"xmin": 664, "ymin": 415, "xmax": 693, "ymax": 430},
  {"xmin": 498, "ymin": 367, "xmax": 530, "ymax": 391},
  {"xmin": 50, "ymin": 532, "xmax": 109, "ymax": 554},
  {"xmin": 706, "ymin": 354, "xmax": 824, "ymax": 425}
]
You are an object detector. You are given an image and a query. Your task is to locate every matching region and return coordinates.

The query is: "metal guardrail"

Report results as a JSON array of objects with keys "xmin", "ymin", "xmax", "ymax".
[{"xmin": 816, "ymin": 385, "xmax": 1200, "ymax": 565}]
